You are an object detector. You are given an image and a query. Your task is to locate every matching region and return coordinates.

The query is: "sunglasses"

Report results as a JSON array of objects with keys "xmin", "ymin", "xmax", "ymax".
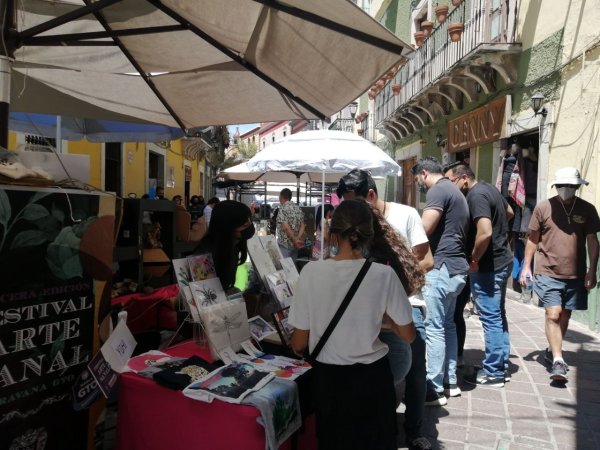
[{"xmin": 555, "ymin": 184, "xmax": 579, "ymax": 188}]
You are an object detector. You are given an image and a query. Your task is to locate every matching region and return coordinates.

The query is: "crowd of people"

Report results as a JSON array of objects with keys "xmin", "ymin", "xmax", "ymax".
[
  {"xmin": 285, "ymin": 160, "xmax": 598, "ymax": 450},
  {"xmin": 171, "ymin": 158, "xmax": 598, "ymax": 450}
]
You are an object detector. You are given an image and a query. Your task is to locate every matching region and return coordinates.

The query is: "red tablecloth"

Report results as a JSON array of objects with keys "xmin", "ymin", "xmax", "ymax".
[{"xmin": 115, "ymin": 341, "xmax": 317, "ymax": 450}]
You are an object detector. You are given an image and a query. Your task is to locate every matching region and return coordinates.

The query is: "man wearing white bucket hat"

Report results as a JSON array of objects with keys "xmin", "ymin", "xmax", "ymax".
[{"xmin": 520, "ymin": 167, "xmax": 600, "ymax": 383}]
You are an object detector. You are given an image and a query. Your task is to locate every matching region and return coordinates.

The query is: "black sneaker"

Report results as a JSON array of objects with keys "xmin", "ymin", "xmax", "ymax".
[
  {"xmin": 550, "ymin": 360, "xmax": 569, "ymax": 382},
  {"xmin": 504, "ymin": 370, "xmax": 511, "ymax": 382},
  {"xmin": 407, "ymin": 436, "xmax": 432, "ymax": 450},
  {"xmin": 424, "ymin": 389, "xmax": 447, "ymax": 406},
  {"xmin": 464, "ymin": 369, "xmax": 505, "ymax": 388},
  {"xmin": 443, "ymin": 383, "xmax": 462, "ymax": 397}
]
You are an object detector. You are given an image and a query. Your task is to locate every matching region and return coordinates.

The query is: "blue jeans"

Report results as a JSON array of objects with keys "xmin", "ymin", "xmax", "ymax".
[
  {"xmin": 470, "ymin": 263, "xmax": 512, "ymax": 378},
  {"xmin": 424, "ymin": 264, "xmax": 467, "ymax": 392},
  {"xmin": 379, "ymin": 330, "xmax": 412, "ymax": 385},
  {"xmin": 404, "ymin": 306, "xmax": 427, "ymax": 438}
]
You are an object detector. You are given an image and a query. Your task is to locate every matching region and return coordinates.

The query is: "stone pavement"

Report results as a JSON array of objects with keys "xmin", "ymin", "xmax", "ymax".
[{"xmin": 398, "ymin": 289, "xmax": 600, "ymax": 450}]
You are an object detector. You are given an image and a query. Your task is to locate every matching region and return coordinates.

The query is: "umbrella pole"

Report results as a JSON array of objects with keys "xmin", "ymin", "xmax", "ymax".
[
  {"xmin": 56, "ymin": 116, "xmax": 62, "ymax": 153},
  {"xmin": 0, "ymin": 56, "xmax": 9, "ymax": 149},
  {"xmin": 296, "ymin": 174, "xmax": 300, "ymax": 205},
  {"xmin": 320, "ymin": 170, "xmax": 325, "ymax": 260},
  {"xmin": 0, "ymin": 0, "xmax": 14, "ymax": 149}
]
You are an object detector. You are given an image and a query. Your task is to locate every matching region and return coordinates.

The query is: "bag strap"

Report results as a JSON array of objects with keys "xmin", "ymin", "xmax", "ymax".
[{"xmin": 309, "ymin": 259, "xmax": 372, "ymax": 362}]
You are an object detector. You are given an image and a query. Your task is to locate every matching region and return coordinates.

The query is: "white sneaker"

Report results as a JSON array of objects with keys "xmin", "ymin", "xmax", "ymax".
[{"xmin": 443, "ymin": 383, "xmax": 462, "ymax": 397}]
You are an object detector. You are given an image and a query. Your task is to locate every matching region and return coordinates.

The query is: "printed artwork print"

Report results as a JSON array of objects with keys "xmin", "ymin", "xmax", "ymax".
[
  {"xmin": 272, "ymin": 307, "xmax": 295, "ymax": 346},
  {"xmin": 189, "ymin": 278, "xmax": 227, "ymax": 310},
  {"xmin": 247, "ymin": 315, "xmax": 277, "ymax": 341},
  {"xmin": 199, "ymin": 300, "xmax": 251, "ymax": 358},
  {"xmin": 171, "ymin": 258, "xmax": 200, "ymax": 321},
  {"xmin": 187, "ymin": 253, "xmax": 216, "ymax": 281},
  {"xmin": 183, "ymin": 362, "xmax": 273, "ymax": 403}
]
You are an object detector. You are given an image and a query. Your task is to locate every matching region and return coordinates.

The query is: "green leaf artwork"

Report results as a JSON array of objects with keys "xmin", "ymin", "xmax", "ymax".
[
  {"xmin": 23, "ymin": 203, "xmax": 50, "ymax": 221},
  {"xmin": 10, "ymin": 230, "xmax": 49, "ymax": 249},
  {"xmin": 46, "ymin": 226, "xmax": 83, "ymax": 279},
  {"xmin": 51, "ymin": 203, "xmax": 65, "ymax": 224},
  {"xmin": 0, "ymin": 189, "xmax": 10, "ymax": 227}
]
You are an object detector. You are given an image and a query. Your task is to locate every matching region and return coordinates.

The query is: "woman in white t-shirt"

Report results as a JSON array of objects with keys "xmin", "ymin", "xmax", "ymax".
[{"xmin": 289, "ymin": 200, "xmax": 415, "ymax": 450}]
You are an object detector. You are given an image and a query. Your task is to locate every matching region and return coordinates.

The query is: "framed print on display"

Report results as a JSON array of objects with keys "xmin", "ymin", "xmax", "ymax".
[{"xmin": 247, "ymin": 315, "xmax": 277, "ymax": 341}]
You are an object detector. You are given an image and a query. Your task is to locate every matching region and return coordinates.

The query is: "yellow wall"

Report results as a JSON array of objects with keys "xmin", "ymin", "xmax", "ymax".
[
  {"xmin": 166, "ymin": 140, "xmax": 185, "ymax": 200},
  {"xmin": 67, "ymin": 140, "xmax": 102, "ymax": 189},
  {"xmin": 123, "ymin": 142, "xmax": 147, "ymax": 197},
  {"xmin": 8, "ymin": 131, "xmax": 17, "ymax": 151}
]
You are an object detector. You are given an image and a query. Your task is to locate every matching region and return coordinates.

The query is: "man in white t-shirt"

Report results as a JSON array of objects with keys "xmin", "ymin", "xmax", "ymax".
[
  {"xmin": 336, "ymin": 169, "xmax": 434, "ymax": 450},
  {"xmin": 203, "ymin": 197, "xmax": 220, "ymax": 227}
]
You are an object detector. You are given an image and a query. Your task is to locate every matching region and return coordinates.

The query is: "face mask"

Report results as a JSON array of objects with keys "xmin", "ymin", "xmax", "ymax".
[
  {"xmin": 418, "ymin": 183, "xmax": 428, "ymax": 194},
  {"xmin": 557, "ymin": 186, "xmax": 577, "ymax": 201},
  {"xmin": 326, "ymin": 218, "xmax": 332, "ymax": 227},
  {"xmin": 330, "ymin": 245, "xmax": 339, "ymax": 257},
  {"xmin": 240, "ymin": 223, "xmax": 255, "ymax": 241}
]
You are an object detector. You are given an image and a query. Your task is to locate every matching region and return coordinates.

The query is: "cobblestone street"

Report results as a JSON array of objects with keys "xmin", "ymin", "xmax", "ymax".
[{"xmin": 402, "ymin": 290, "xmax": 600, "ymax": 450}]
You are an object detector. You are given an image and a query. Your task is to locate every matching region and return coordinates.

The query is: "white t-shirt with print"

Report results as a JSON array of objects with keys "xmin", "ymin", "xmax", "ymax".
[
  {"xmin": 385, "ymin": 202, "xmax": 429, "ymax": 307},
  {"xmin": 288, "ymin": 259, "xmax": 413, "ymax": 365}
]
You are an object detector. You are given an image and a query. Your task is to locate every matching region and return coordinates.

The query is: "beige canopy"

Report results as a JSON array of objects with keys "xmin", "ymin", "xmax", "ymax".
[{"xmin": 9, "ymin": 0, "xmax": 411, "ymax": 129}]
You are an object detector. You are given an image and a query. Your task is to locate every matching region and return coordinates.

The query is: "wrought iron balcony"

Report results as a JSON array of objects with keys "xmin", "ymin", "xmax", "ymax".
[
  {"xmin": 374, "ymin": 0, "xmax": 520, "ymax": 139},
  {"xmin": 328, "ymin": 118, "xmax": 355, "ymax": 133}
]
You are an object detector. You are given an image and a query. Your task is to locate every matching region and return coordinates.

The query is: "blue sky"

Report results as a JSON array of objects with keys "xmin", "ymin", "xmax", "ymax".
[{"xmin": 227, "ymin": 123, "xmax": 259, "ymax": 137}]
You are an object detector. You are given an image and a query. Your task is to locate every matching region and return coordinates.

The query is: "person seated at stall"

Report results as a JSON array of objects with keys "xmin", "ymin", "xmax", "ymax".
[
  {"xmin": 289, "ymin": 200, "xmax": 415, "ymax": 450},
  {"xmin": 311, "ymin": 203, "xmax": 334, "ymax": 260},
  {"xmin": 194, "ymin": 200, "xmax": 255, "ymax": 292}
]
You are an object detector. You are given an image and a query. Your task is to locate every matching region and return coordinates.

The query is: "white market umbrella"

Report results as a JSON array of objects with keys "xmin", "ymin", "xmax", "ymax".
[
  {"xmin": 2, "ymin": 0, "xmax": 411, "ymax": 139},
  {"xmin": 246, "ymin": 129, "xmax": 401, "ymax": 258}
]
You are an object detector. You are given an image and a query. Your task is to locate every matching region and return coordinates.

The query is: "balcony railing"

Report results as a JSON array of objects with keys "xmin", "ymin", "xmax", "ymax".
[
  {"xmin": 375, "ymin": 0, "xmax": 517, "ymax": 127},
  {"xmin": 328, "ymin": 118, "xmax": 355, "ymax": 133}
]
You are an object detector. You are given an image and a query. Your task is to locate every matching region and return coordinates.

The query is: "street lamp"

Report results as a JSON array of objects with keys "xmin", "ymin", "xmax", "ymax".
[
  {"xmin": 436, "ymin": 131, "xmax": 444, "ymax": 147},
  {"xmin": 531, "ymin": 92, "xmax": 547, "ymax": 117},
  {"xmin": 349, "ymin": 101, "xmax": 358, "ymax": 118}
]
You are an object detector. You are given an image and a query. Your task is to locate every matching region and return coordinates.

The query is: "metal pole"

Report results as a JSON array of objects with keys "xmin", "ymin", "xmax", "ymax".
[
  {"xmin": 0, "ymin": 0, "xmax": 14, "ymax": 149},
  {"xmin": 0, "ymin": 56, "xmax": 9, "ymax": 148},
  {"xmin": 56, "ymin": 115, "xmax": 62, "ymax": 152},
  {"xmin": 320, "ymin": 170, "xmax": 325, "ymax": 260},
  {"xmin": 296, "ymin": 174, "xmax": 300, "ymax": 204}
]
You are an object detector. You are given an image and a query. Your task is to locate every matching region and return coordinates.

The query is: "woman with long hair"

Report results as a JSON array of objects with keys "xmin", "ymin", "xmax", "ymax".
[
  {"xmin": 289, "ymin": 200, "xmax": 415, "ymax": 450},
  {"xmin": 311, "ymin": 203, "xmax": 335, "ymax": 260},
  {"xmin": 194, "ymin": 200, "xmax": 255, "ymax": 291}
]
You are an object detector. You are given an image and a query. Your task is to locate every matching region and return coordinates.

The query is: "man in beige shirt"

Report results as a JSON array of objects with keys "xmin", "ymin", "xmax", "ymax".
[{"xmin": 520, "ymin": 167, "xmax": 600, "ymax": 383}]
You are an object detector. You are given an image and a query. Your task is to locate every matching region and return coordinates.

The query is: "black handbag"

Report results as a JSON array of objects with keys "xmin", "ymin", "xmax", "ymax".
[{"xmin": 308, "ymin": 260, "xmax": 372, "ymax": 363}]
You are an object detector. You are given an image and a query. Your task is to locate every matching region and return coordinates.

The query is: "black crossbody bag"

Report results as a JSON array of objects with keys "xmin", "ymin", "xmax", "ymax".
[{"xmin": 308, "ymin": 260, "xmax": 372, "ymax": 363}]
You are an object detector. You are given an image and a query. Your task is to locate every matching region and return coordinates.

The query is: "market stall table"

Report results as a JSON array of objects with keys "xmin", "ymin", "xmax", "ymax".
[{"xmin": 115, "ymin": 341, "xmax": 317, "ymax": 450}]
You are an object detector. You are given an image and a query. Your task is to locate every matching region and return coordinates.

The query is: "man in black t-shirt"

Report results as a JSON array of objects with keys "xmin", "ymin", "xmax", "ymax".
[
  {"xmin": 412, "ymin": 157, "xmax": 469, "ymax": 406},
  {"xmin": 445, "ymin": 164, "xmax": 514, "ymax": 388}
]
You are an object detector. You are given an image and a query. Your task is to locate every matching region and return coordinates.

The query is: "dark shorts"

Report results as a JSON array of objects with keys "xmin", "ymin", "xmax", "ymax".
[{"xmin": 534, "ymin": 274, "xmax": 588, "ymax": 311}]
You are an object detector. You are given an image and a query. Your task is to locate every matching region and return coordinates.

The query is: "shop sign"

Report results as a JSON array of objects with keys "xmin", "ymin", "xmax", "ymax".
[{"xmin": 448, "ymin": 96, "xmax": 508, "ymax": 152}]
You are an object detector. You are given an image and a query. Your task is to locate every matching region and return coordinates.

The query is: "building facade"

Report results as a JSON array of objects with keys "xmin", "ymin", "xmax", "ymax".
[{"xmin": 370, "ymin": 0, "xmax": 600, "ymax": 330}]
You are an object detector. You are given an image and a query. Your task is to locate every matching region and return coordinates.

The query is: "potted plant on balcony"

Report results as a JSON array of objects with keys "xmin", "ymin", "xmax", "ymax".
[
  {"xmin": 357, "ymin": 129, "xmax": 364, "ymax": 136},
  {"xmin": 376, "ymin": 79, "xmax": 386, "ymax": 89},
  {"xmin": 435, "ymin": 5, "xmax": 449, "ymax": 23},
  {"xmin": 448, "ymin": 22, "xmax": 464, "ymax": 42},
  {"xmin": 391, "ymin": 84, "xmax": 401, "ymax": 96},
  {"xmin": 414, "ymin": 31, "xmax": 425, "ymax": 47},
  {"xmin": 421, "ymin": 20, "xmax": 434, "ymax": 37},
  {"xmin": 452, "ymin": 0, "xmax": 463, "ymax": 6},
  {"xmin": 384, "ymin": 69, "xmax": 395, "ymax": 82}
]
